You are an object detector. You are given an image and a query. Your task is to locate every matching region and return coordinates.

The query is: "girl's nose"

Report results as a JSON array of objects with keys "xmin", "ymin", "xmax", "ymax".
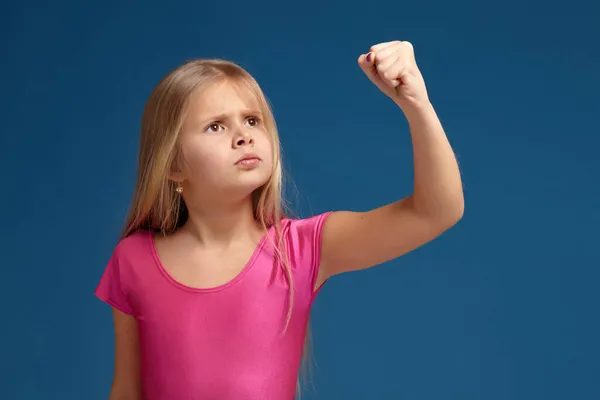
[{"xmin": 233, "ymin": 130, "xmax": 254, "ymax": 148}]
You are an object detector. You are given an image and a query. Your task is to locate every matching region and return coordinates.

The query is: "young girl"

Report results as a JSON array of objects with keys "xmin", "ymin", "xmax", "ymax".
[{"xmin": 95, "ymin": 40, "xmax": 464, "ymax": 400}]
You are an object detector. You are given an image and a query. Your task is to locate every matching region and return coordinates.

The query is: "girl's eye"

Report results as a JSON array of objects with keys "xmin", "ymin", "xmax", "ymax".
[
  {"xmin": 206, "ymin": 123, "xmax": 223, "ymax": 133},
  {"xmin": 245, "ymin": 116, "xmax": 260, "ymax": 127}
]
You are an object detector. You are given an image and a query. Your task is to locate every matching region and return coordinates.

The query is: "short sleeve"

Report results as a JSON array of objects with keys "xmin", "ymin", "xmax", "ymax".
[
  {"xmin": 285, "ymin": 211, "xmax": 333, "ymax": 296},
  {"xmin": 94, "ymin": 248, "xmax": 134, "ymax": 315}
]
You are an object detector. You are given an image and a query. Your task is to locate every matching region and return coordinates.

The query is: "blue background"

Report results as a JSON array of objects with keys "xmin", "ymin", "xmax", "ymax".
[{"xmin": 2, "ymin": 0, "xmax": 599, "ymax": 399}]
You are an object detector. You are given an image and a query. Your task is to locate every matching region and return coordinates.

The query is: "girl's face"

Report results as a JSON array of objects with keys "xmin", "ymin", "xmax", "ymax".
[{"xmin": 175, "ymin": 80, "xmax": 274, "ymax": 202}]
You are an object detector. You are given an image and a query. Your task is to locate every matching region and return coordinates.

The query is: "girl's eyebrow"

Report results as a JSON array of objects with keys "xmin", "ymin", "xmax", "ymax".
[{"xmin": 200, "ymin": 109, "xmax": 263, "ymax": 124}]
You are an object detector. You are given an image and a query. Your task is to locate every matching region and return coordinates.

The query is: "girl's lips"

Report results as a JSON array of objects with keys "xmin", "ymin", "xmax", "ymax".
[
  {"xmin": 235, "ymin": 153, "xmax": 261, "ymax": 165},
  {"xmin": 235, "ymin": 153, "xmax": 261, "ymax": 168}
]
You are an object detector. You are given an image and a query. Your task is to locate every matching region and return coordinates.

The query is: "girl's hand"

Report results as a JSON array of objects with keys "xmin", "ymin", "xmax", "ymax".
[{"xmin": 358, "ymin": 41, "xmax": 430, "ymax": 111}]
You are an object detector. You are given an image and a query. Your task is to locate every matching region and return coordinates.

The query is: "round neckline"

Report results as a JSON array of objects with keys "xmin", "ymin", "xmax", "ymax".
[{"xmin": 148, "ymin": 228, "xmax": 271, "ymax": 294}]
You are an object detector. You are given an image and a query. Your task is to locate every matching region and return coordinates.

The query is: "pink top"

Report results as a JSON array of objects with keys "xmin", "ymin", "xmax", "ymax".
[{"xmin": 95, "ymin": 212, "xmax": 332, "ymax": 400}]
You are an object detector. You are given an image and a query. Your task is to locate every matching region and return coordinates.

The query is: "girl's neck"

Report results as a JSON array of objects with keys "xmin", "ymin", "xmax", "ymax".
[{"xmin": 181, "ymin": 196, "xmax": 262, "ymax": 247}]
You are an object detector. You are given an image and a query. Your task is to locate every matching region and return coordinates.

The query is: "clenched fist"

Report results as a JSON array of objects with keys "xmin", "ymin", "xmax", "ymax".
[{"xmin": 358, "ymin": 41, "xmax": 430, "ymax": 111}]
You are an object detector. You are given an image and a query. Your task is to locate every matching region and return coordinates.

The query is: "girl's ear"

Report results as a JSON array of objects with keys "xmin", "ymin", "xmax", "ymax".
[
  {"xmin": 168, "ymin": 153, "xmax": 186, "ymax": 182},
  {"xmin": 168, "ymin": 169, "xmax": 184, "ymax": 183}
]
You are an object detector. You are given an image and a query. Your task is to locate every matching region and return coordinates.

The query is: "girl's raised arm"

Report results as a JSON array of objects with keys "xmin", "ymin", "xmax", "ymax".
[{"xmin": 318, "ymin": 41, "xmax": 464, "ymax": 285}]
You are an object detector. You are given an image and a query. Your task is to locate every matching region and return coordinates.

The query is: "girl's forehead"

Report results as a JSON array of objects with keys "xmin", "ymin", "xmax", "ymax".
[{"xmin": 190, "ymin": 79, "xmax": 261, "ymax": 112}]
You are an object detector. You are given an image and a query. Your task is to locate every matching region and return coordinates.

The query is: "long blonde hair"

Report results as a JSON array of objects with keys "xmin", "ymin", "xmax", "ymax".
[{"xmin": 119, "ymin": 59, "xmax": 314, "ymax": 395}]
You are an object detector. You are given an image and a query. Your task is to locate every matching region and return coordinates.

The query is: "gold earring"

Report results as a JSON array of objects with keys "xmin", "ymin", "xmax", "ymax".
[{"xmin": 175, "ymin": 184, "xmax": 183, "ymax": 194}]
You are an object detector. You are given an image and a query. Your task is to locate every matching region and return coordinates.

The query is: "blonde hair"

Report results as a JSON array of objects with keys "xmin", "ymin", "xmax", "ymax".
[{"xmin": 119, "ymin": 59, "xmax": 314, "ymax": 395}]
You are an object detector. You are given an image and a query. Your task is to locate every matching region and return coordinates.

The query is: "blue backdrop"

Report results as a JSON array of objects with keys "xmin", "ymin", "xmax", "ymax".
[{"xmin": 2, "ymin": 0, "xmax": 599, "ymax": 399}]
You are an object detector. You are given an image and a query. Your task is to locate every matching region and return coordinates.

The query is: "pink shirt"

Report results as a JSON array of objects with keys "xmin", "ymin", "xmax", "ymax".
[{"xmin": 95, "ymin": 212, "xmax": 331, "ymax": 400}]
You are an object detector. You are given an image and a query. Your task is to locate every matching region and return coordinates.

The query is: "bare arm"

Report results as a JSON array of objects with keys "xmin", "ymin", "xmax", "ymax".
[
  {"xmin": 108, "ymin": 307, "xmax": 142, "ymax": 400},
  {"xmin": 317, "ymin": 41, "xmax": 464, "ymax": 286}
]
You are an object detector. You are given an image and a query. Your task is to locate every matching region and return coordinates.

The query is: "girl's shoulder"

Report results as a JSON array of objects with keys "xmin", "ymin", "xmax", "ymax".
[
  {"xmin": 108, "ymin": 229, "xmax": 154, "ymax": 265},
  {"xmin": 95, "ymin": 229, "xmax": 153, "ymax": 315},
  {"xmin": 280, "ymin": 212, "xmax": 333, "ymax": 238},
  {"xmin": 276, "ymin": 211, "xmax": 333, "ymax": 264},
  {"xmin": 276, "ymin": 212, "xmax": 334, "ymax": 295}
]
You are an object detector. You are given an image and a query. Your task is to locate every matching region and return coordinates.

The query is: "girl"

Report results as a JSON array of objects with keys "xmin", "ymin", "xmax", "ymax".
[{"xmin": 95, "ymin": 40, "xmax": 464, "ymax": 400}]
